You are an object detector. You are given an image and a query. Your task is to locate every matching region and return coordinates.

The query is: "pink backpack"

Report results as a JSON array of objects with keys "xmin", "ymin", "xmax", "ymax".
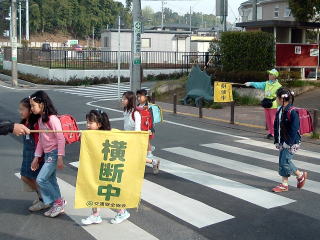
[
  {"xmin": 48, "ymin": 115, "xmax": 80, "ymax": 144},
  {"xmin": 287, "ymin": 107, "xmax": 314, "ymax": 135}
]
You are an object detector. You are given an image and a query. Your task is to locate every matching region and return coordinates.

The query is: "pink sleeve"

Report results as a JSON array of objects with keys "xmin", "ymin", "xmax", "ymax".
[
  {"xmin": 35, "ymin": 138, "xmax": 44, "ymax": 157},
  {"xmin": 49, "ymin": 116, "xmax": 65, "ymax": 156}
]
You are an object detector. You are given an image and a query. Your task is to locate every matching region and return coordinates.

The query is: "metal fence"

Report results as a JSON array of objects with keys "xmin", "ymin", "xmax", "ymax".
[{"xmin": 3, "ymin": 47, "xmax": 220, "ymax": 71}]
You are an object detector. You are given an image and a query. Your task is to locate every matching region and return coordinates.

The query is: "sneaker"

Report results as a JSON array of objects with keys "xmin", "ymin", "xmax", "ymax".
[
  {"xmin": 272, "ymin": 183, "xmax": 289, "ymax": 192},
  {"xmin": 81, "ymin": 215, "xmax": 103, "ymax": 225},
  {"xmin": 110, "ymin": 210, "xmax": 130, "ymax": 224},
  {"xmin": 152, "ymin": 159, "xmax": 160, "ymax": 175},
  {"xmin": 49, "ymin": 199, "xmax": 67, "ymax": 218},
  {"xmin": 29, "ymin": 201, "xmax": 50, "ymax": 212},
  {"xmin": 32, "ymin": 197, "xmax": 40, "ymax": 205},
  {"xmin": 44, "ymin": 206, "xmax": 54, "ymax": 217},
  {"xmin": 266, "ymin": 134, "xmax": 274, "ymax": 140},
  {"xmin": 297, "ymin": 172, "xmax": 308, "ymax": 189}
]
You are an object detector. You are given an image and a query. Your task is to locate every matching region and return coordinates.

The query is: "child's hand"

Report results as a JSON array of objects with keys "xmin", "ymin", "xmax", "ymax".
[
  {"xmin": 57, "ymin": 156, "xmax": 64, "ymax": 170},
  {"xmin": 31, "ymin": 157, "xmax": 39, "ymax": 171}
]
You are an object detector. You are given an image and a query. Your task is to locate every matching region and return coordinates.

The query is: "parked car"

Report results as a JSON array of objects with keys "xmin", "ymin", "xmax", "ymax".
[{"xmin": 73, "ymin": 44, "xmax": 83, "ymax": 51}]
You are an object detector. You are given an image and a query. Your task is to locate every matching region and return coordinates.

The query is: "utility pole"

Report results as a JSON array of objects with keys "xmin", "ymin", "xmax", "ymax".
[
  {"xmin": 161, "ymin": 0, "xmax": 164, "ymax": 30},
  {"xmin": 11, "ymin": 0, "xmax": 18, "ymax": 87},
  {"xmin": 92, "ymin": 26, "xmax": 95, "ymax": 47},
  {"xmin": 117, "ymin": 16, "xmax": 121, "ymax": 100},
  {"xmin": 19, "ymin": 1, "xmax": 21, "ymax": 44},
  {"xmin": 26, "ymin": 0, "xmax": 29, "ymax": 41},
  {"xmin": 131, "ymin": 0, "xmax": 142, "ymax": 92},
  {"xmin": 189, "ymin": 6, "xmax": 192, "ymax": 32},
  {"xmin": 223, "ymin": 0, "xmax": 227, "ymax": 32}
]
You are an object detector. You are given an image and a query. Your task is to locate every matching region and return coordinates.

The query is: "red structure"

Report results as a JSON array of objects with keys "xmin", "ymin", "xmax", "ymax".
[{"xmin": 276, "ymin": 43, "xmax": 319, "ymax": 67}]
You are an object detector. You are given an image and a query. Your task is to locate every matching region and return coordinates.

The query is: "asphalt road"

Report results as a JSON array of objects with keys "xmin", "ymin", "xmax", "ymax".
[{"xmin": 1, "ymin": 84, "xmax": 320, "ymax": 240}]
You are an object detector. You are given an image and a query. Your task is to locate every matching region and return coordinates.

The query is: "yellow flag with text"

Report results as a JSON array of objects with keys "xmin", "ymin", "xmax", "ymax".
[
  {"xmin": 75, "ymin": 130, "xmax": 149, "ymax": 209},
  {"xmin": 214, "ymin": 81, "xmax": 233, "ymax": 102}
]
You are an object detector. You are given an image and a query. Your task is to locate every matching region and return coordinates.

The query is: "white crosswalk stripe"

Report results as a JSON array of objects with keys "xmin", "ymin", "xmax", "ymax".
[
  {"xmin": 55, "ymin": 83, "xmax": 150, "ymax": 100},
  {"xmin": 164, "ymin": 147, "xmax": 320, "ymax": 195},
  {"xmin": 235, "ymin": 139, "xmax": 320, "ymax": 159},
  {"xmin": 202, "ymin": 143, "xmax": 320, "ymax": 173},
  {"xmin": 69, "ymin": 161, "xmax": 234, "ymax": 228}
]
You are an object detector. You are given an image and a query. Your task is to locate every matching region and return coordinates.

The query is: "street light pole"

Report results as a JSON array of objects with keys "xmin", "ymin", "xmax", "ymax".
[
  {"xmin": 11, "ymin": 0, "xmax": 18, "ymax": 87},
  {"xmin": 117, "ymin": 15, "xmax": 121, "ymax": 100},
  {"xmin": 131, "ymin": 0, "xmax": 142, "ymax": 93},
  {"xmin": 19, "ymin": 1, "xmax": 21, "ymax": 44},
  {"xmin": 26, "ymin": 0, "xmax": 29, "ymax": 41}
]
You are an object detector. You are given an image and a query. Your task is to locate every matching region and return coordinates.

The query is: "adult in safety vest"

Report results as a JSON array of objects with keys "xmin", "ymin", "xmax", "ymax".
[{"xmin": 245, "ymin": 69, "xmax": 282, "ymax": 140}]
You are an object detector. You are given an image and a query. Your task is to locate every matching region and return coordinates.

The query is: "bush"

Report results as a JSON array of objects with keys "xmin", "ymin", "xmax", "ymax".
[
  {"xmin": 206, "ymin": 69, "xmax": 267, "ymax": 84},
  {"xmin": 145, "ymin": 72, "xmax": 185, "ymax": 81},
  {"xmin": 220, "ymin": 31, "xmax": 274, "ymax": 72},
  {"xmin": 233, "ymin": 90, "xmax": 261, "ymax": 105}
]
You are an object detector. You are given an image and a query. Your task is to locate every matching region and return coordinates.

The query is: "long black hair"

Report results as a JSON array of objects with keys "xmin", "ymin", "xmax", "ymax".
[
  {"xmin": 86, "ymin": 110, "xmax": 111, "ymax": 130},
  {"xmin": 29, "ymin": 90, "xmax": 57, "ymax": 123},
  {"xmin": 20, "ymin": 97, "xmax": 40, "ymax": 129},
  {"xmin": 123, "ymin": 91, "xmax": 136, "ymax": 113}
]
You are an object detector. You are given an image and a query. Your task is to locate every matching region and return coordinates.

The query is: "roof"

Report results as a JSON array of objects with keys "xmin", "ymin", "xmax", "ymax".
[
  {"xmin": 240, "ymin": 0, "xmax": 287, "ymax": 7},
  {"xmin": 103, "ymin": 29, "xmax": 192, "ymax": 34},
  {"xmin": 149, "ymin": 24, "xmax": 198, "ymax": 30},
  {"xmin": 236, "ymin": 20, "xmax": 320, "ymax": 29}
]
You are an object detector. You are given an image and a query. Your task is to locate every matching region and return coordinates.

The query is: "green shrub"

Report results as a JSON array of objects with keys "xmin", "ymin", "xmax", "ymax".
[
  {"xmin": 233, "ymin": 90, "xmax": 260, "ymax": 105},
  {"xmin": 220, "ymin": 31, "xmax": 274, "ymax": 72},
  {"xmin": 206, "ymin": 69, "xmax": 267, "ymax": 84}
]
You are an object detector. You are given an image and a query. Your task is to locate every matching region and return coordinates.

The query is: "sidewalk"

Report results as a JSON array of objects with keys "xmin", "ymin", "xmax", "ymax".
[{"xmin": 157, "ymin": 88, "xmax": 320, "ymax": 144}]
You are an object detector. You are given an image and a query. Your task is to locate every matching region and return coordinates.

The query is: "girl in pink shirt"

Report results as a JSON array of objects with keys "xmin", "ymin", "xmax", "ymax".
[{"xmin": 30, "ymin": 91, "xmax": 66, "ymax": 218}]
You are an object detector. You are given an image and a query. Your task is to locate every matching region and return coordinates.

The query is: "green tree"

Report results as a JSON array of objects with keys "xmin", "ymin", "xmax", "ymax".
[{"xmin": 288, "ymin": 0, "xmax": 320, "ymax": 22}]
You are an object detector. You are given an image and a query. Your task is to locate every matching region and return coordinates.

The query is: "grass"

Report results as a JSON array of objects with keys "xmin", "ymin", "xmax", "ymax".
[
  {"xmin": 280, "ymin": 79, "xmax": 320, "ymax": 88},
  {"xmin": 232, "ymin": 90, "xmax": 261, "ymax": 106},
  {"xmin": 311, "ymin": 132, "xmax": 320, "ymax": 139}
]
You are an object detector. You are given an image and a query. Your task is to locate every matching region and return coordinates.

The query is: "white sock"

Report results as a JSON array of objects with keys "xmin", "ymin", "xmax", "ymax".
[{"xmin": 282, "ymin": 182, "xmax": 288, "ymax": 186}]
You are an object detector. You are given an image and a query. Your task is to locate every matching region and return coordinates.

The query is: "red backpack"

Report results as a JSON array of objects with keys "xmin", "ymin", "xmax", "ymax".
[
  {"xmin": 48, "ymin": 115, "xmax": 81, "ymax": 144},
  {"xmin": 287, "ymin": 107, "xmax": 314, "ymax": 135},
  {"xmin": 132, "ymin": 107, "xmax": 153, "ymax": 131}
]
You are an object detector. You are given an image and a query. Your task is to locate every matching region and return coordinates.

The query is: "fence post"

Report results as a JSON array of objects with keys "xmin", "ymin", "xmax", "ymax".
[
  {"xmin": 173, "ymin": 93, "xmax": 177, "ymax": 114},
  {"xmin": 199, "ymin": 97, "xmax": 203, "ymax": 118},
  {"xmin": 82, "ymin": 51, "xmax": 85, "ymax": 70},
  {"xmin": 313, "ymin": 109, "xmax": 319, "ymax": 135},
  {"xmin": 230, "ymin": 101, "xmax": 235, "ymax": 124},
  {"xmin": 49, "ymin": 50, "xmax": 51, "ymax": 69},
  {"xmin": 64, "ymin": 50, "xmax": 67, "ymax": 69}
]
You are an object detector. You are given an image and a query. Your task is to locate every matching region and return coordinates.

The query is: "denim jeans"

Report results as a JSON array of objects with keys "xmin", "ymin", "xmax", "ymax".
[
  {"xmin": 36, "ymin": 149, "xmax": 61, "ymax": 205},
  {"xmin": 278, "ymin": 148, "xmax": 298, "ymax": 177}
]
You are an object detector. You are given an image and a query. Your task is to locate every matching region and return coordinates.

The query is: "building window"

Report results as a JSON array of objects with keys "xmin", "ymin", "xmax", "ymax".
[
  {"xmin": 257, "ymin": 6, "xmax": 262, "ymax": 20},
  {"xmin": 284, "ymin": 7, "xmax": 291, "ymax": 17},
  {"xmin": 141, "ymin": 38, "xmax": 151, "ymax": 48},
  {"xmin": 274, "ymin": 7, "xmax": 279, "ymax": 18}
]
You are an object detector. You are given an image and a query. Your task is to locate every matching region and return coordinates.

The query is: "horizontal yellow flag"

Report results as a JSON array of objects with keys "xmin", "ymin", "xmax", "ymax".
[
  {"xmin": 75, "ymin": 130, "xmax": 149, "ymax": 209},
  {"xmin": 214, "ymin": 81, "xmax": 233, "ymax": 103}
]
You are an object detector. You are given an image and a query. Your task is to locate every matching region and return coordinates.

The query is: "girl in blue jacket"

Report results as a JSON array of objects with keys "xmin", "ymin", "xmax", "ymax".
[{"xmin": 272, "ymin": 88, "xmax": 307, "ymax": 192}]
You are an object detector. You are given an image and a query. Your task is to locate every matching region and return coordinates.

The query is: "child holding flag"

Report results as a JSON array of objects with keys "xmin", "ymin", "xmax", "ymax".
[{"xmin": 81, "ymin": 110, "xmax": 111, "ymax": 225}]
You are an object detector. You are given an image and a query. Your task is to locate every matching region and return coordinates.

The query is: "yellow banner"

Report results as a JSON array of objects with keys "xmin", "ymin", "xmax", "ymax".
[
  {"xmin": 214, "ymin": 81, "xmax": 233, "ymax": 102},
  {"xmin": 75, "ymin": 130, "xmax": 149, "ymax": 209}
]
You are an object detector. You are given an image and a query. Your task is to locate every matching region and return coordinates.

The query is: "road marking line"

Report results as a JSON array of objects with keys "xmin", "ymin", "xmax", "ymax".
[
  {"xmin": 163, "ymin": 147, "xmax": 320, "ymax": 195},
  {"xmin": 14, "ymin": 173, "xmax": 158, "ymax": 240},
  {"xmin": 69, "ymin": 161, "xmax": 234, "ymax": 228},
  {"xmin": 150, "ymin": 157, "xmax": 295, "ymax": 208},
  {"xmin": 203, "ymin": 143, "xmax": 320, "ymax": 173},
  {"xmin": 236, "ymin": 139, "xmax": 320, "ymax": 159}
]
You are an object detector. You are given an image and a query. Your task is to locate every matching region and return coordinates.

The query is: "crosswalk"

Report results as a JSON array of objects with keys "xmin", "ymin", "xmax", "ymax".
[
  {"xmin": 15, "ymin": 138, "xmax": 320, "ymax": 239},
  {"xmin": 55, "ymin": 83, "xmax": 149, "ymax": 100}
]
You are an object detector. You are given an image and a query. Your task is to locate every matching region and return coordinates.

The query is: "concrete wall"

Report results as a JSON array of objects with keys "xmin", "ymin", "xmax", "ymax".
[{"xmin": 3, "ymin": 61, "xmax": 182, "ymax": 82}]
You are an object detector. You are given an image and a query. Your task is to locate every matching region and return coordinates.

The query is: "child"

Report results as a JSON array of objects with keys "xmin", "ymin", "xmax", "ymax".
[
  {"xmin": 29, "ymin": 91, "xmax": 66, "ymax": 217},
  {"xmin": 245, "ymin": 69, "xmax": 282, "ymax": 140},
  {"xmin": 136, "ymin": 89, "xmax": 160, "ymax": 174},
  {"xmin": 19, "ymin": 98, "xmax": 44, "ymax": 211},
  {"xmin": 272, "ymin": 88, "xmax": 307, "ymax": 192},
  {"xmin": 81, "ymin": 110, "xmax": 111, "ymax": 225}
]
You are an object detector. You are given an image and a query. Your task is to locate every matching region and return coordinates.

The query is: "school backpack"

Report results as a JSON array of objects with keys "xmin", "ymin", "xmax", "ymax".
[
  {"xmin": 149, "ymin": 104, "xmax": 163, "ymax": 124},
  {"xmin": 48, "ymin": 115, "xmax": 81, "ymax": 144},
  {"xmin": 287, "ymin": 107, "xmax": 314, "ymax": 135},
  {"xmin": 132, "ymin": 106, "xmax": 153, "ymax": 131}
]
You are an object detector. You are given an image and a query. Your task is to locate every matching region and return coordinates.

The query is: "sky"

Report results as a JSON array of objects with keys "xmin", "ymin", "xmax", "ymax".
[{"xmin": 117, "ymin": 0, "xmax": 242, "ymax": 24}]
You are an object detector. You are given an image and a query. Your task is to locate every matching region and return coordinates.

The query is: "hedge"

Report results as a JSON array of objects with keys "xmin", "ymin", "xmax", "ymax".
[{"xmin": 220, "ymin": 31, "xmax": 274, "ymax": 72}]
